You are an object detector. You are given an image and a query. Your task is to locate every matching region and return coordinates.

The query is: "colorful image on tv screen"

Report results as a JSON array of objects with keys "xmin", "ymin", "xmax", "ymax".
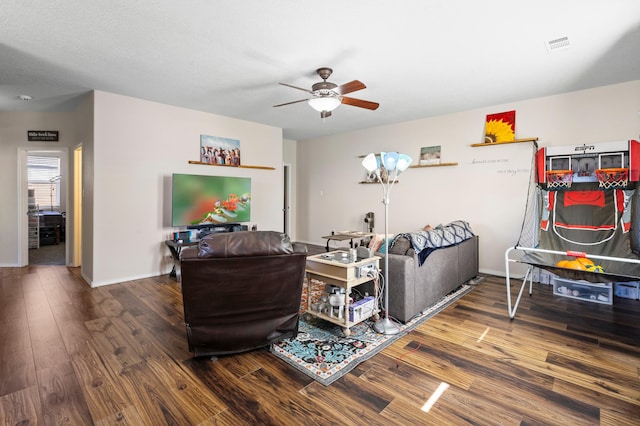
[{"xmin": 172, "ymin": 174, "xmax": 251, "ymax": 226}]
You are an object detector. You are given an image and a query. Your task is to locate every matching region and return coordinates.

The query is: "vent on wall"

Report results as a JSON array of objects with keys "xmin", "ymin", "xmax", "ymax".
[{"xmin": 546, "ymin": 36, "xmax": 570, "ymax": 53}]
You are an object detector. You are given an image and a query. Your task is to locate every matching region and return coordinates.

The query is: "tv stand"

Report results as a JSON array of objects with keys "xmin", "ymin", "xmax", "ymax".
[{"xmin": 191, "ymin": 223, "xmax": 248, "ymax": 239}]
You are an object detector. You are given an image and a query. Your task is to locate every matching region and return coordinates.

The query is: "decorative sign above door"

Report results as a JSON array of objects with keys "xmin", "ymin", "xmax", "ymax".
[{"xmin": 28, "ymin": 130, "xmax": 59, "ymax": 142}]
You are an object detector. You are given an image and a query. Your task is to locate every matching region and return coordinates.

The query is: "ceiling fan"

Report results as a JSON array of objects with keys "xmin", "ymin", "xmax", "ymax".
[{"xmin": 273, "ymin": 67, "xmax": 379, "ymax": 118}]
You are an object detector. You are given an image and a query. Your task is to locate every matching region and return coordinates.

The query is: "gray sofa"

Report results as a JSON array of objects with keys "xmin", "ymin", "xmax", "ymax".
[{"xmin": 370, "ymin": 234, "xmax": 479, "ymax": 323}]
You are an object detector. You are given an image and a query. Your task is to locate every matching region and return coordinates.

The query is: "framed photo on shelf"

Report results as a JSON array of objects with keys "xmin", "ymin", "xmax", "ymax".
[
  {"xmin": 484, "ymin": 110, "xmax": 516, "ymax": 143},
  {"xmin": 200, "ymin": 135, "xmax": 241, "ymax": 166},
  {"xmin": 419, "ymin": 145, "xmax": 441, "ymax": 165}
]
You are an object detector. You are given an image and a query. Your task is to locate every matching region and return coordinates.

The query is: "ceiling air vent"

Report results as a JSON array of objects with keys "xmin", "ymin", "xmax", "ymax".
[{"xmin": 546, "ymin": 36, "xmax": 570, "ymax": 53}]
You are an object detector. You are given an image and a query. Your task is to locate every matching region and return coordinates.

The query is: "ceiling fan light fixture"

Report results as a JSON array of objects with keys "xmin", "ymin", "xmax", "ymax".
[{"xmin": 308, "ymin": 96, "xmax": 341, "ymax": 112}]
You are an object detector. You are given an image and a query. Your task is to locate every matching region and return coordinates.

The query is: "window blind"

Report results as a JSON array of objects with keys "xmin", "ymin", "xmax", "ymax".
[{"xmin": 27, "ymin": 155, "xmax": 61, "ymax": 210}]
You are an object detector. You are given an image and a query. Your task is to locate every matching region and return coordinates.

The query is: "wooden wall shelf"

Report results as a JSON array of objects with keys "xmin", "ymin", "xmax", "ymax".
[
  {"xmin": 188, "ymin": 160, "xmax": 275, "ymax": 170},
  {"xmin": 471, "ymin": 137, "xmax": 538, "ymax": 147},
  {"xmin": 359, "ymin": 180, "xmax": 398, "ymax": 184},
  {"xmin": 410, "ymin": 162, "xmax": 458, "ymax": 168}
]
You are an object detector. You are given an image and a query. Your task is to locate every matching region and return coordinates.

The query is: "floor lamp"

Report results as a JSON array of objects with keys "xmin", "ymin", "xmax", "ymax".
[
  {"xmin": 49, "ymin": 175, "xmax": 62, "ymax": 211},
  {"xmin": 362, "ymin": 152, "xmax": 412, "ymax": 334}
]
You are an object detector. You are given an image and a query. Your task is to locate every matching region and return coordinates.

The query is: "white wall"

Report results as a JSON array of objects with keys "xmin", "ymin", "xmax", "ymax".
[
  {"xmin": 3, "ymin": 82, "xmax": 638, "ymax": 281},
  {"xmin": 91, "ymin": 91, "xmax": 283, "ymax": 286},
  {"xmin": 74, "ymin": 93, "xmax": 95, "ymax": 277},
  {"xmin": 295, "ymin": 81, "xmax": 640, "ymax": 276}
]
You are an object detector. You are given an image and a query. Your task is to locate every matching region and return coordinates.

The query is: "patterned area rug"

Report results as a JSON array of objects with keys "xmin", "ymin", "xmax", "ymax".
[{"xmin": 270, "ymin": 283, "xmax": 475, "ymax": 386}]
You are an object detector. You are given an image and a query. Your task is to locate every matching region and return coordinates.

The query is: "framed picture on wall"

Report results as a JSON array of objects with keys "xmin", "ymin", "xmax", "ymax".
[
  {"xmin": 200, "ymin": 135, "xmax": 241, "ymax": 166},
  {"xmin": 484, "ymin": 110, "xmax": 516, "ymax": 143}
]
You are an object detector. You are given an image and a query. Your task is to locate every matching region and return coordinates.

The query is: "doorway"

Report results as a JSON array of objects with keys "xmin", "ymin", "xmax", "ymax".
[{"xmin": 19, "ymin": 148, "xmax": 68, "ymax": 265}]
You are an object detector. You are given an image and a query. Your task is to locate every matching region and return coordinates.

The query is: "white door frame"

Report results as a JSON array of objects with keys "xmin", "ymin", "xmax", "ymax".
[
  {"xmin": 283, "ymin": 163, "xmax": 291, "ymax": 237},
  {"xmin": 73, "ymin": 145, "xmax": 82, "ymax": 267},
  {"xmin": 17, "ymin": 147, "xmax": 69, "ymax": 266}
]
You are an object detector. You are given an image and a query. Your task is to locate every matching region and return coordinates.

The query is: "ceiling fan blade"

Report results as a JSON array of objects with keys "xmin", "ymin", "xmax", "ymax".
[
  {"xmin": 273, "ymin": 98, "xmax": 309, "ymax": 107},
  {"xmin": 334, "ymin": 80, "xmax": 366, "ymax": 95},
  {"xmin": 341, "ymin": 96, "xmax": 380, "ymax": 110},
  {"xmin": 279, "ymin": 82, "xmax": 312, "ymax": 93}
]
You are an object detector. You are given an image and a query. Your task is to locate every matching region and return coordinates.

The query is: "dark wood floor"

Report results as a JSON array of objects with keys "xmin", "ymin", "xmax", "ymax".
[{"xmin": 1, "ymin": 265, "xmax": 639, "ymax": 425}]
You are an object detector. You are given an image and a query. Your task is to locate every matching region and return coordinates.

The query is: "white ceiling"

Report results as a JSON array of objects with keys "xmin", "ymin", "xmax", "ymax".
[{"xmin": 1, "ymin": 1, "xmax": 639, "ymax": 141}]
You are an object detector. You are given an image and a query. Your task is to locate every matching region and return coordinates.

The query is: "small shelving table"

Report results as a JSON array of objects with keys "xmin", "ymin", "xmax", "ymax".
[{"xmin": 305, "ymin": 251, "xmax": 380, "ymax": 336}]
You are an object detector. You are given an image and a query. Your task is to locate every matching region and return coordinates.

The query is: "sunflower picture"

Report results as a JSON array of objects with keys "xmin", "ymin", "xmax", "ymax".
[{"xmin": 484, "ymin": 110, "xmax": 516, "ymax": 143}]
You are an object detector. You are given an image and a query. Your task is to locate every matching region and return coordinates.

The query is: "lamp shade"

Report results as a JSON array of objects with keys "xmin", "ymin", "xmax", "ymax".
[
  {"xmin": 380, "ymin": 151, "xmax": 399, "ymax": 171},
  {"xmin": 362, "ymin": 153, "xmax": 378, "ymax": 172},
  {"xmin": 396, "ymin": 154, "xmax": 413, "ymax": 172},
  {"xmin": 308, "ymin": 96, "xmax": 341, "ymax": 112}
]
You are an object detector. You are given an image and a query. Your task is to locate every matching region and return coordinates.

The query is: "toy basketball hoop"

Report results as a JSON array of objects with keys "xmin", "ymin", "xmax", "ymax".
[
  {"xmin": 596, "ymin": 167, "xmax": 628, "ymax": 189},
  {"xmin": 546, "ymin": 170, "xmax": 573, "ymax": 189}
]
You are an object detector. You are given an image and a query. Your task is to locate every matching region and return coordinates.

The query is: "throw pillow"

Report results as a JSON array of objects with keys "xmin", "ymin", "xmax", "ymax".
[
  {"xmin": 388, "ymin": 236, "xmax": 411, "ymax": 255},
  {"xmin": 377, "ymin": 238, "xmax": 393, "ymax": 253},
  {"xmin": 368, "ymin": 234, "xmax": 385, "ymax": 252}
]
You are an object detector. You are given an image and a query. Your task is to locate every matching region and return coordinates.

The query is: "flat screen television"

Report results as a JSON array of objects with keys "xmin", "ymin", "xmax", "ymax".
[{"xmin": 171, "ymin": 173, "xmax": 251, "ymax": 227}]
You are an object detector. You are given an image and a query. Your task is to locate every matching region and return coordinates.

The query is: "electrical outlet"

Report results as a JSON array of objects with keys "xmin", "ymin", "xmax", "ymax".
[{"xmin": 356, "ymin": 263, "xmax": 376, "ymax": 278}]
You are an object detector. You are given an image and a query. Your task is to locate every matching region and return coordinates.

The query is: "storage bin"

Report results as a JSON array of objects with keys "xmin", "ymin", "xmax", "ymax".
[
  {"xmin": 552, "ymin": 277, "xmax": 612, "ymax": 305},
  {"xmin": 531, "ymin": 267, "xmax": 558, "ymax": 285},
  {"xmin": 614, "ymin": 282, "xmax": 639, "ymax": 300}
]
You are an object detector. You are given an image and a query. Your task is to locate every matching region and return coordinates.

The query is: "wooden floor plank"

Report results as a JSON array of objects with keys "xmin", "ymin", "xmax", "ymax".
[
  {"xmin": 85, "ymin": 315, "xmax": 147, "ymax": 375},
  {"xmin": 553, "ymin": 378, "xmax": 640, "ymax": 425},
  {"xmin": 23, "ymin": 279, "xmax": 71, "ymax": 372},
  {"xmin": 36, "ymin": 361, "xmax": 93, "ymax": 425},
  {"xmin": 505, "ymin": 352, "xmax": 640, "ymax": 406},
  {"xmin": 299, "ymin": 374, "xmax": 396, "ymax": 425},
  {"xmin": 122, "ymin": 278, "xmax": 185, "ymax": 327},
  {"xmin": 107, "ymin": 284, "xmax": 192, "ymax": 362},
  {"xmin": 184, "ymin": 355, "xmax": 292, "ymax": 424},
  {"xmin": 116, "ymin": 355, "xmax": 225, "ymax": 425},
  {"xmin": 469, "ymin": 374, "xmax": 600, "ymax": 425},
  {"xmin": 69, "ymin": 340, "xmax": 133, "ymax": 422},
  {"xmin": 381, "ymin": 336, "xmax": 478, "ymax": 390},
  {"xmin": 0, "ymin": 386, "xmax": 42, "ymax": 425},
  {"xmin": 355, "ymin": 353, "xmax": 523, "ymax": 425},
  {"xmin": 237, "ymin": 362, "xmax": 346, "ymax": 424},
  {"xmin": 0, "ymin": 274, "xmax": 37, "ymax": 397}
]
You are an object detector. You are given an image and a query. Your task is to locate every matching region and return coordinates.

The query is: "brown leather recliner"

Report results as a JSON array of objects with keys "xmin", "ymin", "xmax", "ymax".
[{"xmin": 179, "ymin": 231, "xmax": 307, "ymax": 357}]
